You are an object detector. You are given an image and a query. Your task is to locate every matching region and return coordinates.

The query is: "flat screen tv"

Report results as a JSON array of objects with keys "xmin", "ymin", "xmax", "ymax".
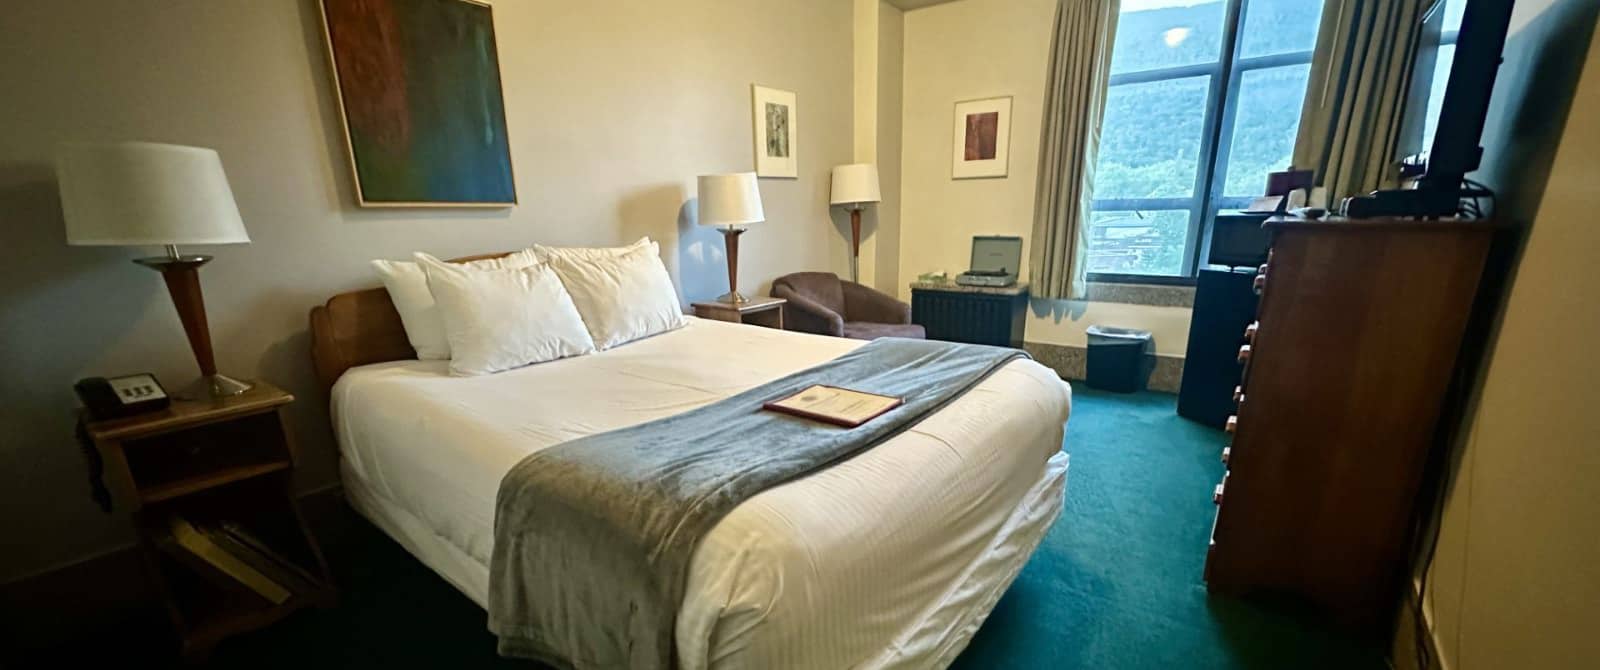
[
  {"xmin": 1346, "ymin": 0, "xmax": 1516, "ymax": 218},
  {"xmin": 1401, "ymin": 0, "xmax": 1516, "ymax": 175}
]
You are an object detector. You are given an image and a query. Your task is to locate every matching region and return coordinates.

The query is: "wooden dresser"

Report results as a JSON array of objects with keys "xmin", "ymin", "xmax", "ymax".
[{"xmin": 1205, "ymin": 217, "xmax": 1496, "ymax": 631}]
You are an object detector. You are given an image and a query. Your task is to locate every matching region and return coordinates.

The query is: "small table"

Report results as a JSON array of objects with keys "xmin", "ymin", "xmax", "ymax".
[
  {"xmin": 81, "ymin": 381, "xmax": 335, "ymax": 662},
  {"xmin": 692, "ymin": 296, "xmax": 786, "ymax": 329}
]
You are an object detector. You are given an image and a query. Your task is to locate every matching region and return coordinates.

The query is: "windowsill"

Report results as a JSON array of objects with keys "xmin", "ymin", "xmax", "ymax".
[{"xmin": 1084, "ymin": 280, "xmax": 1196, "ymax": 308}]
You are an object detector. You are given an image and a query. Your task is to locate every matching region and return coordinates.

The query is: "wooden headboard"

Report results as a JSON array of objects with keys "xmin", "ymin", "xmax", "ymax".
[{"xmin": 308, "ymin": 251, "xmax": 515, "ymax": 389}]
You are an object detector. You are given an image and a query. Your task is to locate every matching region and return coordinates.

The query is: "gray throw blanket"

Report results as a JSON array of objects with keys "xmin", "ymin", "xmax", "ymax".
[{"xmin": 487, "ymin": 337, "xmax": 1028, "ymax": 669}]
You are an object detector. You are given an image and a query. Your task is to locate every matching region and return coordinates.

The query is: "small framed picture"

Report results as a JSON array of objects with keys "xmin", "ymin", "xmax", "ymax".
[
  {"xmin": 951, "ymin": 96, "xmax": 1013, "ymax": 179},
  {"xmin": 752, "ymin": 85, "xmax": 798, "ymax": 178}
]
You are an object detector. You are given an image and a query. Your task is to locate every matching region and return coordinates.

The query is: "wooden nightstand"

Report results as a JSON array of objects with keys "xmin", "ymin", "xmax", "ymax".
[
  {"xmin": 81, "ymin": 381, "xmax": 334, "ymax": 662},
  {"xmin": 692, "ymin": 296, "xmax": 787, "ymax": 329}
]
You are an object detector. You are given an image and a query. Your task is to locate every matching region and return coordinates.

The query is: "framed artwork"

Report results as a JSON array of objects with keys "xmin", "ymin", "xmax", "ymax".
[
  {"xmin": 320, "ymin": 0, "xmax": 516, "ymax": 207},
  {"xmin": 751, "ymin": 85, "xmax": 798, "ymax": 179},
  {"xmin": 951, "ymin": 96, "xmax": 1013, "ymax": 179}
]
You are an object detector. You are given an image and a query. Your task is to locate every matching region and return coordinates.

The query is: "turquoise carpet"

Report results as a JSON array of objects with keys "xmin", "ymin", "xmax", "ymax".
[
  {"xmin": 34, "ymin": 389, "xmax": 1384, "ymax": 667},
  {"xmin": 950, "ymin": 388, "xmax": 1383, "ymax": 670}
]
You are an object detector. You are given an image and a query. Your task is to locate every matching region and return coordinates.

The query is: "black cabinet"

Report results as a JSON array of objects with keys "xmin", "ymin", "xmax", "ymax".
[
  {"xmin": 1177, "ymin": 269, "xmax": 1259, "ymax": 428},
  {"xmin": 911, "ymin": 283, "xmax": 1028, "ymax": 349}
]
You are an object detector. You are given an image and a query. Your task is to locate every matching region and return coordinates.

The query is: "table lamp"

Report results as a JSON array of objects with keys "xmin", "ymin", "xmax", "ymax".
[
  {"xmin": 830, "ymin": 163, "xmax": 881, "ymax": 282},
  {"xmin": 696, "ymin": 172, "xmax": 765, "ymax": 304},
  {"xmin": 57, "ymin": 141, "xmax": 254, "ymax": 399}
]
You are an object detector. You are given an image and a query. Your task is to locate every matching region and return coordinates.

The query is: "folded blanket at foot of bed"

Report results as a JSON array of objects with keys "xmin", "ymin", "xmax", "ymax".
[{"xmin": 487, "ymin": 337, "xmax": 1028, "ymax": 669}]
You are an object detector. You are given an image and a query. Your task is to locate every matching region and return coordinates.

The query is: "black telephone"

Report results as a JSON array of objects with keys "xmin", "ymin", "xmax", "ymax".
[{"xmin": 75, "ymin": 373, "xmax": 171, "ymax": 420}]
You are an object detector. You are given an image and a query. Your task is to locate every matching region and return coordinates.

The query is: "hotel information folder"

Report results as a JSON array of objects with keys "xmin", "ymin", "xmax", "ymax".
[{"xmin": 762, "ymin": 384, "xmax": 904, "ymax": 428}]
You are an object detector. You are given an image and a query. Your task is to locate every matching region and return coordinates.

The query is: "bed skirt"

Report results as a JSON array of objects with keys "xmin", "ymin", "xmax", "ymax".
[{"xmin": 340, "ymin": 451, "xmax": 1068, "ymax": 669}]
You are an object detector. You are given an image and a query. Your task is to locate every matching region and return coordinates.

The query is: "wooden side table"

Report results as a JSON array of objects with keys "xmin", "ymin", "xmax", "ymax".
[
  {"xmin": 81, "ymin": 381, "xmax": 334, "ymax": 662},
  {"xmin": 692, "ymin": 296, "xmax": 786, "ymax": 329}
]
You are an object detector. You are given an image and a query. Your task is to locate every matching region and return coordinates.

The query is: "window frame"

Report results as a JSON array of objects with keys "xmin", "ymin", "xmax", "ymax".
[{"xmin": 1087, "ymin": 0, "xmax": 1319, "ymax": 285}]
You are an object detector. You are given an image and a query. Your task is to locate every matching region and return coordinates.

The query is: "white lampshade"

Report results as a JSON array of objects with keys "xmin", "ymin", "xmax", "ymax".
[
  {"xmin": 57, "ymin": 141, "xmax": 250, "ymax": 247},
  {"xmin": 830, "ymin": 163, "xmax": 881, "ymax": 205},
  {"xmin": 697, "ymin": 172, "xmax": 765, "ymax": 227}
]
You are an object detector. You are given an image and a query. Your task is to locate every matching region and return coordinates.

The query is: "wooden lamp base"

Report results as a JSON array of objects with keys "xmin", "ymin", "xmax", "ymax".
[
  {"xmin": 849, "ymin": 208, "xmax": 862, "ymax": 283},
  {"xmin": 134, "ymin": 250, "xmax": 253, "ymax": 399},
  {"xmin": 718, "ymin": 226, "xmax": 748, "ymax": 304}
]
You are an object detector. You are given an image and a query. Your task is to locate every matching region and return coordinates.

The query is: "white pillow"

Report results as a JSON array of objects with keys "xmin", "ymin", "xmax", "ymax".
[
  {"xmin": 415, "ymin": 254, "xmax": 595, "ymax": 376},
  {"xmin": 549, "ymin": 243, "xmax": 685, "ymax": 350},
  {"xmin": 371, "ymin": 250, "xmax": 537, "ymax": 360},
  {"xmin": 532, "ymin": 237, "xmax": 653, "ymax": 264}
]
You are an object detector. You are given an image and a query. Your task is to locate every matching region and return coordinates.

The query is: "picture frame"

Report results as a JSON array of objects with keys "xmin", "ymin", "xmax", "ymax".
[
  {"xmin": 951, "ymin": 96, "xmax": 1013, "ymax": 180},
  {"xmin": 751, "ymin": 85, "xmax": 798, "ymax": 179},
  {"xmin": 319, "ymin": 0, "xmax": 517, "ymax": 207}
]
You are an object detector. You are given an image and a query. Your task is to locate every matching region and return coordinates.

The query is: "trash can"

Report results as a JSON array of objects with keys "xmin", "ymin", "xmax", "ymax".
[{"xmin": 1085, "ymin": 325, "xmax": 1154, "ymax": 393}]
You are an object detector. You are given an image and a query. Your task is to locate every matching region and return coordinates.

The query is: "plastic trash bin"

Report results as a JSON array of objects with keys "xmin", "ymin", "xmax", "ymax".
[{"xmin": 1086, "ymin": 325, "xmax": 1154, "ymax": 393}]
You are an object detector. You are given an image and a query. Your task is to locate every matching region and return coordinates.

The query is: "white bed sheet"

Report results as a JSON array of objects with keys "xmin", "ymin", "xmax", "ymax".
[{"xmin": 332, "ymin": 317, "xmax": 1071, "ymax": 669}]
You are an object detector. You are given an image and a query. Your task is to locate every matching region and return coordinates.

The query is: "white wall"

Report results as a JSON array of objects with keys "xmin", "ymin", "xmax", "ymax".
[
  {"xmin": 1421, "ymin": 4, "xmax": 1600, "ymax": 668},
  {"xmin": 851, "ymin": 0, "xmax": 907, "ymax": 295},
  {"xmin": 0, "ymin": 0, "xmax": 855, "ymax": 582},
  {"xmin": 875, "ymin": 1, "xmax": 906, "ymax": 296},
  {"xmin": 898, "ymin": 0, "xmax": 1193, "ymax": 355}
]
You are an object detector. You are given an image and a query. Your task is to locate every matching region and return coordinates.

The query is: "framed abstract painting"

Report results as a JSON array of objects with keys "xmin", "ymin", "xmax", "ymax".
[
  {"xmin": 951, "ymin": 96, "xmax": 1013, "ymax": 180},
  {"xmin": 751, "ymin": 85, "xmax": 798, "ymax": 179},
  {"xmin": 320, "ymin": 0, "xmax": 516, "ymax": 207}
]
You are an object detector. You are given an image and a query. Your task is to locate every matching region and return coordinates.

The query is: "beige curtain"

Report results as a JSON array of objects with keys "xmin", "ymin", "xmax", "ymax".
[
  {"xmin": 1293, "ymin": 0, "xmax": 1427, "ymax": 204},
  {"xmin": 1030, "ymin": 0, "xmax": 1119, "ymax": 301}
]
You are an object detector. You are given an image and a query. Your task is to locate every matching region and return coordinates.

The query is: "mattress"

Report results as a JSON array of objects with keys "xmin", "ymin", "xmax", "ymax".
[{"xmin": 332, "ymin": 317, "xmax": 1072, "ymax": 669}]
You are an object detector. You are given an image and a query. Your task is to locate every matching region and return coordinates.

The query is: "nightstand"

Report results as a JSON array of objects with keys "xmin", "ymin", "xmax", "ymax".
[
  {"xmin": 692, "ymin": 296, "xmax": 787, "ymax": 329},
  {"xmin": 81, "ymin": 381, "xmax": 334, "ymax": 662}
]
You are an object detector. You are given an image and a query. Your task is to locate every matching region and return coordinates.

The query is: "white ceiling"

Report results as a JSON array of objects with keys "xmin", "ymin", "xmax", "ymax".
[{"xmin": 885, "ymin": 0, "xmax": 963, "ymax": 10}]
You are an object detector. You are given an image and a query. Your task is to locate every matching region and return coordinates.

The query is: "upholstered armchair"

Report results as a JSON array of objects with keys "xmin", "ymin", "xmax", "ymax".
[{"xmin": 770, "ymin": 272, "xmax": 926, "ymax": 340}]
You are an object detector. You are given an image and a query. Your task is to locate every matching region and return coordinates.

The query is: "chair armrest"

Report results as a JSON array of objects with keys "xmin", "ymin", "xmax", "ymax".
[
  {"xmin": 772, "ymin": 285, "xmax": 845, "ymax": 336},
  {"xmin": 841, "ymin": 281, "xmax": 912, "ymax": 325}
]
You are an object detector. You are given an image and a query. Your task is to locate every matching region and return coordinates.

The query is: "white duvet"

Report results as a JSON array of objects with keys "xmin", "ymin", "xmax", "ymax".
[{"xmin": 332, "ymin": 317, "xmax": 1071, "ymax": 669}]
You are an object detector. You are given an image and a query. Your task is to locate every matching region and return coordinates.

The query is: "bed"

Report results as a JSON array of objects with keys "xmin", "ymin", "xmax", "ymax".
[{"xmin": 309, "ymin": 269, "xmax": 1072, "ymax": 669}]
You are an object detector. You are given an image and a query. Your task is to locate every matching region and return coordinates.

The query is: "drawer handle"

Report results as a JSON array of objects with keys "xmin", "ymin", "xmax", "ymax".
[
  {"xmin": 1252, "ymin": 274, "xmax": 1266, "ymax": 295},
  {"xmin": 1213, "ymin": 482, "xmax": 1226, "ymax": 505},
  {"xmin": 1237, "ymin": 344, "xmax": 1252, "ymax": 364},
  {"xmin": 1233, "ymin": 386, "xmax": 1245, "ymax": 406},
  {"xmin": 1225, "ymin": 415, "xmax": 1238, "ymax": 434},
  {"xmin": 1221, "ymin": 446, "xmax": 1231, "ymax": 465},
  {"xmin": 1244, "ymin": 321, "xmax": 1258, "ymax": 343}
]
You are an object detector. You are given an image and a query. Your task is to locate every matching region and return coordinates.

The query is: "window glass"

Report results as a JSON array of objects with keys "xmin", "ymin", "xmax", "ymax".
[
  {"xmin": 1421, "ymin": 43, "xmax": 1456, "ymax": 152},
  {"xmin": 1109, "ymin": 0, "xmax": 1227, "ymax": 76},
  {"xmin": 1239, "ymin": 0, "xmax": 1328, "ymax": 58},
  {"xmin": 1442, "ymin": 0, "xmax": 1466, "ymax": 32},
  {"xmin": 1085, "ymin": 210, "xmax": 1192, "ymax": 276},
  {"xmin": 1222, "ymin": 63, "xmax": 1314, "ymax": 197},
  {"xmin": 1093, "ymin": 75, "xmax": 1210, "ymax": 199},
  {"xmin": 1421, "ymin": 0, "xmax": 1466, "ymax": 150},
  {"xmin": 1087, "ymin": 0, "xmax": 1325, "ymax": 278}
]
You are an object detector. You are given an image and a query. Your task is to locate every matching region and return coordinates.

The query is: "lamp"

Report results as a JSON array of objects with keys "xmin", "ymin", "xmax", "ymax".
[
  {"xmin": 829, "ymin": 163, "xmax": 881, "ymax": 282},
  {"xmin": 696, "ymin": 172, "xmax": 765, "ymax": 304},
  {"xmin": 57, "ymin": 141, "xmax": 254, "ymax": 399}
]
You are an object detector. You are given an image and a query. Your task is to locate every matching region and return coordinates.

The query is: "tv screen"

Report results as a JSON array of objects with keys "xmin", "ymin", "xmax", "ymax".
[{"xmin": 1395, "ymin": 0, "xmax": 1515, "ymax": 184}]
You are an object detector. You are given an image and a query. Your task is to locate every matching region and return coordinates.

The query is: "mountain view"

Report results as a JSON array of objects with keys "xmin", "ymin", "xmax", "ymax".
[{"xmin": 1087, "ymin": 0, "xmax": 1325, "ymax": 275}]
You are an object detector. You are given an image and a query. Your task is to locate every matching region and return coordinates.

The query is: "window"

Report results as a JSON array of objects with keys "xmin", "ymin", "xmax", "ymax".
[
  {"xmin": 1420, "ymin": 0, "xmax": 1467, "ymax": 151},
  {"xmin": 1086, "ymin": 0, "xmax": 1326, "ymax": 281}
]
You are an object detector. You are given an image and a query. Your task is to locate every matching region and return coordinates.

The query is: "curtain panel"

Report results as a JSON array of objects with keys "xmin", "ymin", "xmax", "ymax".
[
  {"xmin": 1029, "ymin": 0, "xmax": 1120, "ymax": 301},
  {"xmin": 1293, "ymin": 0, "xmax": 1429, "ymax": 206}
]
